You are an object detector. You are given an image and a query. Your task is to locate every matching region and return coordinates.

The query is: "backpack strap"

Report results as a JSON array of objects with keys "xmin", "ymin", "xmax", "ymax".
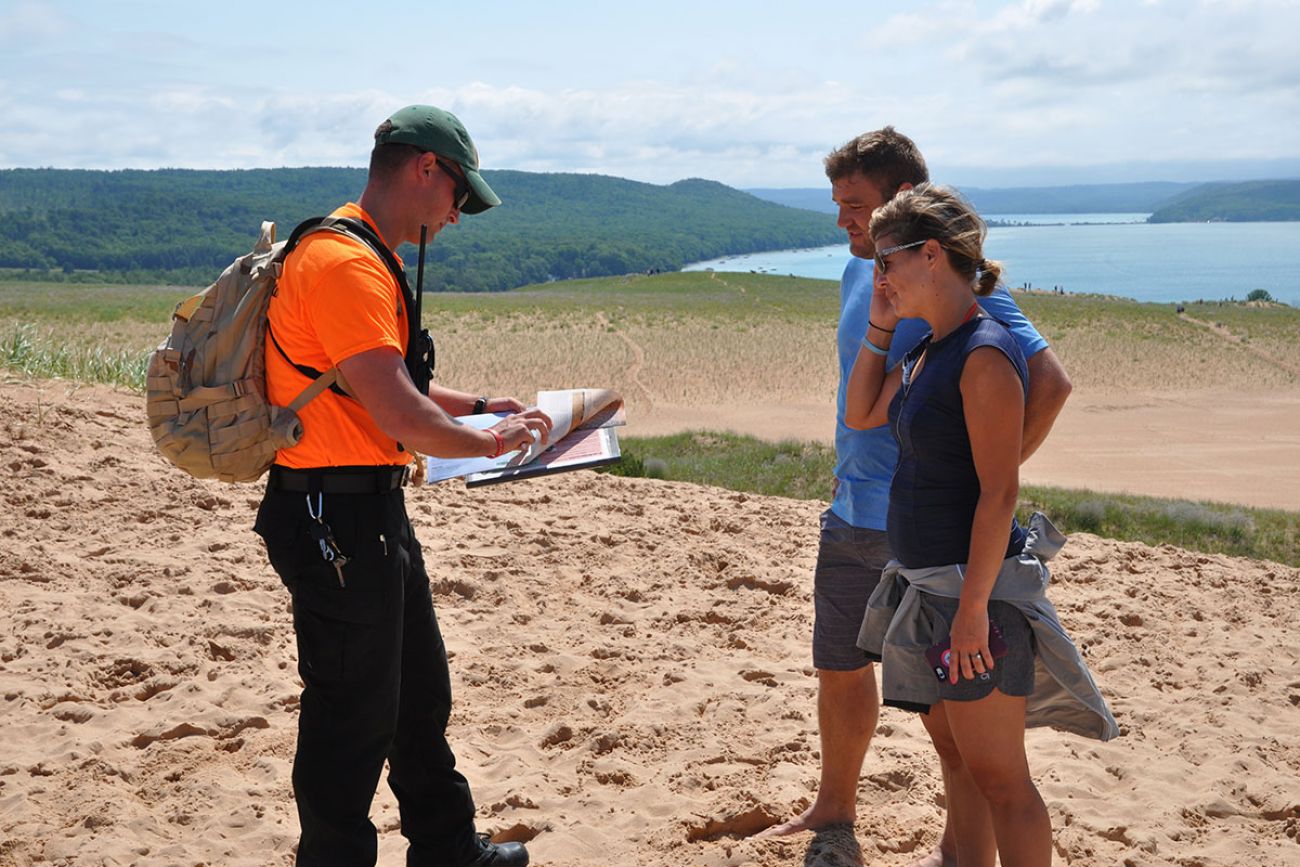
[
  {"xmin": 320, "ymin": 217, "xmax": 427, "ymax": 391},
  {"xmin": 286, "ymin": 365, "xmax": 342, "ymax": 413},
  {"xmin": 267, "ymin": 326, "xmax": 350, "ymax": 399},
  {"xmin": 273, "ymin": 216, "xmax": 416, "ymax": 400}
]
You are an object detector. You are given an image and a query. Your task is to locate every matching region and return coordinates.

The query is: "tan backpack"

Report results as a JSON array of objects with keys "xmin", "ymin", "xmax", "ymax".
[{"xmin": 146, "ymin": 217, "xmax": 398, "ymax": 483}]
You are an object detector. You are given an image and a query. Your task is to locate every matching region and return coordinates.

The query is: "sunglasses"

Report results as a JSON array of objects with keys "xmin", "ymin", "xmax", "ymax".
[
  {"xmin": 435, "ymin": 159, "xmax": 471, "ymax": 210},
  {"xmin": 874, "ymin": 238, "xmax": 928, "ymax": 274}
]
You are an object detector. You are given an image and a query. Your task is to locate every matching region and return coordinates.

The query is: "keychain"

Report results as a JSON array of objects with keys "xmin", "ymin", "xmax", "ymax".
[{"xmin": 305, "ymin": 493, "xmax": 349, "ymax": 587}]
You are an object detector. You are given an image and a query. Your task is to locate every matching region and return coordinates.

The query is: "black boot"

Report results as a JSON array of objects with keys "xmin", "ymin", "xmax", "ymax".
[{"xmin": 465, "ymin": 833, "xmax": 529, "ymax": 867}]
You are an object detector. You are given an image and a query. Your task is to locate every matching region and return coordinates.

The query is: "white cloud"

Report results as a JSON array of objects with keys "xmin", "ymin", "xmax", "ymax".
[
  {"xmin": 0, "ymin": 1, "xmax": 1296, "ymax": 186},
  {"xmin": 975, "ymin": 0, "xmax": 1101, "ymax": 34},
  {"xmin": 0, "ymin": 1, "xmax": 71, "ymax": 46}
]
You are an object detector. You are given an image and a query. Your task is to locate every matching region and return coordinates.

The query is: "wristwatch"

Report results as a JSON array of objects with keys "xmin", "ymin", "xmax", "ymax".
[{"xmin": 472, "ymin": 396, "xmax": 488, "ymax": 414}]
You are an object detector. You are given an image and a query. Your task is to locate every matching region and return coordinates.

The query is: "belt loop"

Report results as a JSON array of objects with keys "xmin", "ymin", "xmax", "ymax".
[{"xmin": 308, "ymin": 471, "xmax": 322, "ymax": 498}]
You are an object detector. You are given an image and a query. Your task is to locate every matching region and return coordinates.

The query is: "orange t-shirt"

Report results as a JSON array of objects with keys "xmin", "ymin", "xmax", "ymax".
[{"xmin": 266, "ymin": 203, "xmax": 411, "ymax": 468}]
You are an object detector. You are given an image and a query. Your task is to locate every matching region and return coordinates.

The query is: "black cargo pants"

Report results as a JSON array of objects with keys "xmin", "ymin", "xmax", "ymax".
[{"xmin": 255, "ymin": 470, "xmax": 479, "ymax": 866}]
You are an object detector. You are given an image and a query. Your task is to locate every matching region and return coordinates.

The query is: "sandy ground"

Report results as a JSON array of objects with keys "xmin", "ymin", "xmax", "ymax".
[
  {"xmin": 1021, "ymin": 388, "xmax": 1300, "ymax": 511},
  {"xmin": 1, "ymin": 377, "xmax": 1298, "ymax": 866},
  {"xmin": 632, "ymin": 387, "xmax": 1300, "ymax": 512}
]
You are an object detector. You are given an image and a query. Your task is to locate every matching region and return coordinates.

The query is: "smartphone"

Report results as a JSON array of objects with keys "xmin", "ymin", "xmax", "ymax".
[{"xmin": 925, "ymin": 622, "xmax": 1008, "ymax": 682}]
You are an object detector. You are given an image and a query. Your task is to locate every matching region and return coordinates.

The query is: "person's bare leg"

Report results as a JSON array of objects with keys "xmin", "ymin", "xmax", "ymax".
[
  {"xmin": 909, "ymin": 764, "xmax": 961, "ymax": 867},
  {"xmin": 752, "ymin": 665, "xmax": 878, "ymax": 837},
  {"xmin": 904, "ymin": 761, "xmax": 960, "ymax": 867},
  {"xmin": 913, "ymin": 703, "xmax": 992, "ymax": 867},
  {"xmin": 945, "ymin": 691, "xmax": 1051, "ymax": 867}
]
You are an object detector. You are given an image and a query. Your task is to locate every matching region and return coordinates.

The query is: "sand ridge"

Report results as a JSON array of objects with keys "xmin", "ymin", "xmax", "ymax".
[{"xmin": 1, "ymin": 378, "xmax": 1298, "ymax": 866}]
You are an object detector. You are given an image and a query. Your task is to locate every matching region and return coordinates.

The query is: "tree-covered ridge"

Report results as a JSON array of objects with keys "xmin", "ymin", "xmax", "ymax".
[
  {"xmin": 746, "ymin": 181, "xmax": 1201, "ymax": 216},
  {"xmin": 750, "ymin": 178, "xmax": 1300, "ymax": 223},
  {"xmin": 0, "ymin": 168, "xmax": 843, "ymax": 290},
  {"xmin": 1146, "ymin": 180, "xmax": 1300, "ymax": 223}
]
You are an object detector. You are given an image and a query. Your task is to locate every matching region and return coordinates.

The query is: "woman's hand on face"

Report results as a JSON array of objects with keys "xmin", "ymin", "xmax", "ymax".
[
  {"xmin": 870, "ymin": 266, "xmax": 902, "ymax": 332},
  {"xmin": 948, "ymin": 603, "xmax": 993, "ymax": 684}
]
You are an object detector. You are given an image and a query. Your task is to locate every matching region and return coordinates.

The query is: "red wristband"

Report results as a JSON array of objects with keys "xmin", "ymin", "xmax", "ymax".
[{"xmin": 487, "ymin": 429, "xmax": 506, "ymax": 458}]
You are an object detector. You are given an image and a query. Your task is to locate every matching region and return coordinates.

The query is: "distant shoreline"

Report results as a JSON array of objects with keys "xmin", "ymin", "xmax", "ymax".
[{"xmin": 683, "ymin": 220, "xmax": 1300, "ymax": 308}]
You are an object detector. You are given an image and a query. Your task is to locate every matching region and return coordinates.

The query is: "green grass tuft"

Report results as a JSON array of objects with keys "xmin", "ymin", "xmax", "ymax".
[
  {"xmin": 1, "ymin": 323, "xmax": 149, "ymax": 389},
  {"xmin": 1017, "ymin": 484, "xmax": 1295, "ymax": 564},
  {"xmin": 601, "ymin": 431, "xmax": 837, "ymax": 501}
]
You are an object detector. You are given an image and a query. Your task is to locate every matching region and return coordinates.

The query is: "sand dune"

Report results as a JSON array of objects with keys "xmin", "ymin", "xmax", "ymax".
[
  {"xmin": 629, "ymin": 388, "xmax": 1300, "ymax": 513},
  {"xmin": 1, "ymin": 378, "xmax": 1297, "ymax": 866}
]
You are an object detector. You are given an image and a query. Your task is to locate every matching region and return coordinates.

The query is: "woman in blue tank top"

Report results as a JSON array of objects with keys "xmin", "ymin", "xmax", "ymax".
[{"xmin": 844, "ymin": 184, "xmax": 1051, "ymax": 867}]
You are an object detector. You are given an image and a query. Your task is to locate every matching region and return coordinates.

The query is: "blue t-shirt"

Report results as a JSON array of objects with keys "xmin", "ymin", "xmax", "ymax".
[{"xmin": 832, "ymin": 256, "xmax": 1048, "ymax": 530}]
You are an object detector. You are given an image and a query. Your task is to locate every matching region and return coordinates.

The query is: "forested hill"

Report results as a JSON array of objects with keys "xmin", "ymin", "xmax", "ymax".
[
  {"xmin": 750, "ymin": 178, "xmax": 1300, "ymax": 222},
  {"xmin": 0, "ymin": 168, "xmax": 843, "ymax": 291},
  {"xmin": 1146, "ymin": 179, "xmax": 1300, "ymax": 222},
  {"xmin": 747, "ymin": 182, "xmax": 1200, "ymax": 215}
]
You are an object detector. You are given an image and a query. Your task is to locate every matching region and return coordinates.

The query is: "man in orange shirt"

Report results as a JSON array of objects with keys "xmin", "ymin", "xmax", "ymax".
[{"xmin": 255, "ymin": 105, "xmax": 550, "ymax": 867}]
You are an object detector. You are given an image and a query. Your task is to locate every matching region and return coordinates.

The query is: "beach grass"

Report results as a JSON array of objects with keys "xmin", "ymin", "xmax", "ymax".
[
  {"xmin": 7, "ymin": 275, "xmax": 1298, "ymax": 398},
  {"xmin": 0, "ymin": 281, "xmax": 189, "ymax": 323},
  {"xmin": 1014, "ymin": 292, "xmax": 1300, "ymax": 389},
  {"xmin": 1016, "ymin": 483, "xmax": 1298, "ymax": 565},
  {"xmin": 1, "ymin": 323, "xmax": 151, "ymax": 389},
  {"xmin": 0, "ymin": 282, "xmax": 183, "ymax": 388},
  {"xmin": 3, "ymin": 274, "xmax": 1297, "ymax": 566},
  {"xmin": 0, "ymin": 273, "xmax": 843, "ymax": 397},
  {"xmin": 602, "ymin": 430, "xmax": 837, "ymax": 501},
  {"xmin": 1171, "ymin": 300, "xmax": 1300, "ymax": 370},
  {"xmin": 605, "ymin": 432, "xmax": 1300, "ymax": 567}
]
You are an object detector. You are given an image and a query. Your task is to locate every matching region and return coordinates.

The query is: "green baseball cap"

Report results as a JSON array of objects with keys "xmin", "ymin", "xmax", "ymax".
[{"xmin": 376, "ymin": 105, "xmax": 501, "ymax": 214}]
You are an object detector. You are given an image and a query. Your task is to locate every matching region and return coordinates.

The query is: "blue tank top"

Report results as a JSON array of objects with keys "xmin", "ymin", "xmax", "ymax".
[{"xmin": 887, "ymin": 316, "xmax": 1029, "ymax": 568}]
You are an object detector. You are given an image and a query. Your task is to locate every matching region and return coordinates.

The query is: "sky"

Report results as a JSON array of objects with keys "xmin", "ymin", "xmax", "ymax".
[{"xmin": 2, "ymin": 0, "xmax": 1298, "ymax": 188}]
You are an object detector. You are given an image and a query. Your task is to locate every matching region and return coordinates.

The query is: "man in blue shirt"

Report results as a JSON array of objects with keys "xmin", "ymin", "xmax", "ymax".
[{"xmin": 760, "ymin": 128, "xmax": 1072, "ymax": 865}]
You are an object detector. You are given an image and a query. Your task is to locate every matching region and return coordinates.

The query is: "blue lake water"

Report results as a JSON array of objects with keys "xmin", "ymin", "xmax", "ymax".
[
  {"xmin": 684, "ymin": 218, "xmax": 1300, "ymax": 307},
  {"xmin": 988, "ymin": 213, "xmax": 1151, "ymax": 225}
]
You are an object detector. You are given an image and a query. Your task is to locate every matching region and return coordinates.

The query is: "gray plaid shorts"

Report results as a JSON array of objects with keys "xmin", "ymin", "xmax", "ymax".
[{"xmin": 812, "ymin": 509, "xmax": 893, "ymax": 671}]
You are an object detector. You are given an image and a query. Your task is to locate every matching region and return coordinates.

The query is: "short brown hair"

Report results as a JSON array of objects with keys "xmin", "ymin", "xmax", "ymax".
[
  {"xmin": 870, "ymin": 183, "xmax": 1002, "ymax": 296},
  {"xmin": 824, "ymin": 127, "xmax": 929, "ymax": 195},
  {"xmin": 369, "ymin": 120, "xmax": 423, "ymax": 179}
]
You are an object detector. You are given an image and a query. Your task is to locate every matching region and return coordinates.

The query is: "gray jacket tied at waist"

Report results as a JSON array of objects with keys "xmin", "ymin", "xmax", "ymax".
[{"xmin": 857, "ymin": 512, "xmax": 1120, "ymax": 741}]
